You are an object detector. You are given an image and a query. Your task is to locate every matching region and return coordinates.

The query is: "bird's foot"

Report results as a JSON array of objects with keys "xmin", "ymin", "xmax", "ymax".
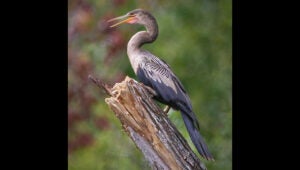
[{"xmin": 163, "ymin": 105, "xmax": 171, "ymax": 115}]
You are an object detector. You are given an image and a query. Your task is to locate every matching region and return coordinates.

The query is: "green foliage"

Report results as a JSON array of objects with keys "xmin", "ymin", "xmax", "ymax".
[{"xmin": 68, "ymin": 0, "xmax": 231, "ymax": 169}]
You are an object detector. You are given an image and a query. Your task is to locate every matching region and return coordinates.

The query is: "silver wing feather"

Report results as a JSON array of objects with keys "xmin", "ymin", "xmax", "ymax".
[{"xmin": 141, "ymin": 56, "xmax": 179, "ymax": 94}]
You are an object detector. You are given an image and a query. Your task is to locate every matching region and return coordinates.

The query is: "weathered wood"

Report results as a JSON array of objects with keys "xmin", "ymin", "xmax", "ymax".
[{"xmin": 90, "ymin": 76, "xmax": 207, "ymax": 170}]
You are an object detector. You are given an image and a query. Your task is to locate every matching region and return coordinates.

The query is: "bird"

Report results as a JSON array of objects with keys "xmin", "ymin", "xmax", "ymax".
[{"xmin": 108, "ymin": 9, "xmax": 213, "ymax": 161}]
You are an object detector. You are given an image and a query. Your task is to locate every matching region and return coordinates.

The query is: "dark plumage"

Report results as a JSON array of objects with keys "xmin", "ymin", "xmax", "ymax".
[{"xmin": 108, "ymin": 9, "xmax": 213, "ymax": 160}]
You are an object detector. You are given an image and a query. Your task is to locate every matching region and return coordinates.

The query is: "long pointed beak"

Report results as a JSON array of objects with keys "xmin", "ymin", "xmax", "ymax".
[{"xmin": 107, "ymin": 14, "xmax": 136, "ymax": 28}]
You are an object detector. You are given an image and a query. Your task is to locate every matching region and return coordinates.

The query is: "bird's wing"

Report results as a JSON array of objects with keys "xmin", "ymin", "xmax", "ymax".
[
  {"xmin": 156, "ymin": 58, "xmax": 187, "ymax": 94},
  {"xmin": 144, "ymin": 57, "xmax": 178, "ymax": 93},
  {"xmin": 136, "ymin": 55, "xmax": 190, "ymax": 109}
]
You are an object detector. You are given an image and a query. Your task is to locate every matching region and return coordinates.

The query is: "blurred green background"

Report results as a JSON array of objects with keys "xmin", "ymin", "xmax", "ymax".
[{"xmin": 68, "ymin": 0, "xmax": 231, "ymax": 169}]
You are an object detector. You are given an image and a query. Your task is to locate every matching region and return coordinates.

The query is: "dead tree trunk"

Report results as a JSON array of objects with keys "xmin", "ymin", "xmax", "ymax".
[{"xmin": 89, "ymin": 76, "xmax": 207, "ymax": 170}]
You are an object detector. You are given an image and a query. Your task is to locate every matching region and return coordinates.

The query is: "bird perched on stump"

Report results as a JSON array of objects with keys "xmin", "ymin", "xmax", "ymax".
[{"xmin": 108, "ymin": 9, "xmax": 214, "ymax": 161}]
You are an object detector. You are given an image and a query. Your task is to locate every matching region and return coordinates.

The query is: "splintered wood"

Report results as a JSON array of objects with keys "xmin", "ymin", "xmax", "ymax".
[{"xmin": 102, "ymin": 76, "xmax": 206, "ymax": 170}]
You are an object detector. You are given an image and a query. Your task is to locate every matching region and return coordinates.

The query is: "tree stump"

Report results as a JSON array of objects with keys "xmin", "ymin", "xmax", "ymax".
[{"xmin": 89, "ymin": 76, "xmax": 207, "ymax": 170}]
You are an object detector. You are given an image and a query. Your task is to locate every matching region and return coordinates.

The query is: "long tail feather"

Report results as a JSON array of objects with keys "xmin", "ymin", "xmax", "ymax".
[{"xmin": 181, "ymin": 111, "xmax": 214, "ymax": 161}]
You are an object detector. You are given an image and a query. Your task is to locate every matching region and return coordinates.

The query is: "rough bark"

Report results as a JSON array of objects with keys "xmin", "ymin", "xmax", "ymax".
[{"xmin": 89, "ymin": 76, "xmax": 207, "ymax": 170}]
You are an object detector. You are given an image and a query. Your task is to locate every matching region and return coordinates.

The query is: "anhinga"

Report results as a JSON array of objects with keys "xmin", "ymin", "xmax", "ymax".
[{"xmin": 108, "ymin": 9, "xmax": 214, "ymax": 161}]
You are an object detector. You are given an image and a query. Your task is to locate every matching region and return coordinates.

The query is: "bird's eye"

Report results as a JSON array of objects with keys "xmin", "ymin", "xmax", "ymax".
[{"xmin": 128, "ymin": 12, "xmax": 135, "ymax": 16}]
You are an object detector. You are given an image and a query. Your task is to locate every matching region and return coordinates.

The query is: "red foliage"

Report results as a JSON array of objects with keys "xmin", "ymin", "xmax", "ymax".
[
  {"xmin": 68, "ymin": 132, "xmax": 94, "ymax": 154},
  {"xmin": 98, "ymin": 14, "xmax": 115, "ymax": 34},
  {"xmin": 68, "ymin": 0, "xmax": 129, "ymax": 154},
  {"xmin": 94, "ymin": 116, "xmax": 110, "ymax": 130},
  {"xmin": 113, "ymin": 0, "xmax": 126, "ymax": 7},
  {"xmin": 68, "ymin": 110, "xmax": 84, "ymax": 128},
  {"xmin": 104, "ymin": 31, "xmax": 126, "ymax": 64}
]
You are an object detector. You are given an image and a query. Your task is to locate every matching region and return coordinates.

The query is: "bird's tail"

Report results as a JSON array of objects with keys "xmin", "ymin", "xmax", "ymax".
[{"xmin": 181, "ymin": 111, "xmax": 214, "ymax": 161}]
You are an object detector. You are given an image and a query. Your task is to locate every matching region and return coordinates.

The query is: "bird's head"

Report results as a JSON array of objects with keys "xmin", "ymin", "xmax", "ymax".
[{"xmin": 108, "ymin": 9, "xmax": 153, "ymax": 28}]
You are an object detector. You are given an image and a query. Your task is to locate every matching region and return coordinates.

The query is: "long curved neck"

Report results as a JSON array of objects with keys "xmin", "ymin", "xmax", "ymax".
[{"xmin": 127, "ymin": 18, "xmax": 158, "ymax": 56}]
